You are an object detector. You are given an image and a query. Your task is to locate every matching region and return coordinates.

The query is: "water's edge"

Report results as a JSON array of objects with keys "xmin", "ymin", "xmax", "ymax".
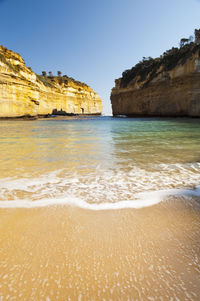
[{"xmin": 0, "ymin": 187, "xmax": 199, "ymax": 210}]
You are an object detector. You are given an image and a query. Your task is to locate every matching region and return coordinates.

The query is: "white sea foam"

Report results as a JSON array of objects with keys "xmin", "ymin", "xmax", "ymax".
[
  {"xmin": 1, "ymin": 163, "xmax": 200, "ymax": 201},
  {"xmin": 0, "ymin": 161, "xmax": 200, "ymax": 209},
  {"xmin": 0, "ymin": 187, "xmax": 199, "ymax": 210}
]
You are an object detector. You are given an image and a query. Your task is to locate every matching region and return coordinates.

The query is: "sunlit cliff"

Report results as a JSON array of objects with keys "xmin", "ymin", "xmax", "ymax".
[{"xmin": 0, "ymin": 46, "xmax": 102, "ymax": 118}]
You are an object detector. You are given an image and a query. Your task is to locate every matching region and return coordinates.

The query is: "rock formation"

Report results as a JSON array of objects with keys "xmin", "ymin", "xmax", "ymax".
[
  {"xmin": 0, "ymin": 46, "xmax": 102, "ymax": 118},
  {"xmin": 111, "ymin": 33, "xmax": 200, "ymax": 117}
]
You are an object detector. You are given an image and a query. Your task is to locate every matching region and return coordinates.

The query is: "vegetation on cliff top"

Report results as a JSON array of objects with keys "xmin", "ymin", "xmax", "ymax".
[
  {"xmin": 37, "ymin": 73, "xmax": 90, "ymax": 90},
  {"xmin": 0, "ymin": 45, "xmax": 91, "ymax": 91},
  {"xmin": 119, "ymin": 43, "xmax": 200, "ymax": 88}
]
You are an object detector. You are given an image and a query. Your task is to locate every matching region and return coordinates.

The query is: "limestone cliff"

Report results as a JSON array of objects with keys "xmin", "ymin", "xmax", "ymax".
[
  {"xmin": 0, "ymin": 46, "xmax": 102, "ymax": 118},
  {"xmin": 111, "ymin": 43, "xmax": 200, "ymax": 117}
]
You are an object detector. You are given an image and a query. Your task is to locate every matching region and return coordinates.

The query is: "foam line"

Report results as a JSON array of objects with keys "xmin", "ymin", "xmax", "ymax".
[
  {"xmin": 0, "ymin": 187, "xmax": 199, "ymax": 210},
  {"xmin": 0, "ymin": 195, "xmax": 162, "ymax": 209}
]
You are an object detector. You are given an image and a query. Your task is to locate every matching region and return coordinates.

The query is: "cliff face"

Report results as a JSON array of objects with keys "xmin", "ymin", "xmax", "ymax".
[
  {"xmin": 111, "ymin": 43, "xmax": 200, "ymax": 117},
  {"xmin": 0, "ymin": 46, "xmax": 102, "ymax": 118}
]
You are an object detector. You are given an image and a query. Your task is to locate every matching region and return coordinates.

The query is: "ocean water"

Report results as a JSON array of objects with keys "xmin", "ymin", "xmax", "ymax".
[{"xmin": 0, "ymin": 116, "xmax": 200, "ymax": 300}]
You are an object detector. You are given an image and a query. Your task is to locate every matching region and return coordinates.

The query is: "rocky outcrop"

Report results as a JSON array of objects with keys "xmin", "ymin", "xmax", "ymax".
[
  {"xmin": 0, "ymin": 46, "xmax": 102, "ymax": 118},
  {"xmin": 111, "ymin": 43, "xmax": 200, "ymax": 117}
]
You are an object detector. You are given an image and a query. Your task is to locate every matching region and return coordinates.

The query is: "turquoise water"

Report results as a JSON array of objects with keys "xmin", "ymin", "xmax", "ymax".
[
  {"xmin": 0, "ymin": 116, "xmax": 200, "ymax": 300},
  {"xmin": 0, "ymin": 116, "xmax": 200, "ymax": 207}
]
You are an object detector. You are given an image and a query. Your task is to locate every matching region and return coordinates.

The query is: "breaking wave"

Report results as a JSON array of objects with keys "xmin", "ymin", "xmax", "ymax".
[
  {"xmin": 0, "ymin": 161, "xmax": 199, "ymax": 210},
  {"xmin": 0, "ymin": 187, "xmax": 199, "ymax": 209}
]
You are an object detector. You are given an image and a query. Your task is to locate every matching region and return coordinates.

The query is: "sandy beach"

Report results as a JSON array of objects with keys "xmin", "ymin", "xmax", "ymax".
[
  {"xmin": 0, "ymin": 117, "xmax": 200, "ymax": 300},
  {"xmin": 0, "ymin": 198, "xmax": 200, "ymax": 300}
]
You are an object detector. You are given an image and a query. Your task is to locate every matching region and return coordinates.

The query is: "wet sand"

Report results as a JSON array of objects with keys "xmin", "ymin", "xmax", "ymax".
[
  {"xmin": 0, "ymin": 117, "xmax": 200, "ymax": 300},
  {"xmin": 0, "ymin": 198, "xmax": 200, "ymax": 300}
]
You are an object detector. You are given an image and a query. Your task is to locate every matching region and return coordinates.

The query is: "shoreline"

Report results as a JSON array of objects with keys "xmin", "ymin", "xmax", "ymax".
[
  {"xmin": 0, "ymin": 186, "xmax": 200, "ymax": 210},
  {"xmin": 1, "ymin": 114, "xmax": 200, "ymax": 121},
  {"xmin": 0, "ymin": 113, "xmax": 102, "ymax": 121}
]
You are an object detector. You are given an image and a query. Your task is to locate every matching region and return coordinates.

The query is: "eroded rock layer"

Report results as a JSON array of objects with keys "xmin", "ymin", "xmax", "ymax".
[
  {"xmin": 0, "ymin": 46, "xmax": 102, "ymax": 118},
  {"xmin": 111, "ymin": 43, "xmax": 200, "ymax": 117}
]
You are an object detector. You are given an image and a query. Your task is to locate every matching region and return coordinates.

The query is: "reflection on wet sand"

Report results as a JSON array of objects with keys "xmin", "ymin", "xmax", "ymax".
[
  {"xmin": 0, "ymin": 117, "xmax": 200, "ymax": 300},
  {"xmin": 0, "ymin": 198, "xmax": 200, "ymax": 300}
]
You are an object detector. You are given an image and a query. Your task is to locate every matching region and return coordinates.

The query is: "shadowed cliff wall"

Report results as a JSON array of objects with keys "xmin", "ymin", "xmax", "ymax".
[{"xmin": 111, "ymin": 44, "xmax": 200, "ymax": 117}]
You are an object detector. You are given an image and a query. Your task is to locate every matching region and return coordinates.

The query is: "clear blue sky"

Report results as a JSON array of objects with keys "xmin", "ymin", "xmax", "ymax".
[{"xmin": 0, "ymin": 0, "xmax": 200, "ymax": 114}]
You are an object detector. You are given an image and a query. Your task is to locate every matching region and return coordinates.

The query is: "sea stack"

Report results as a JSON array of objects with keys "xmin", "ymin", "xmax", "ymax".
[
  {"xmin": 0, "ymin": 46, "xmax": 102, "ymax": 118},
  {"xmin": 111, "ymin": 29, "xmax": 200, "ymax": 117}
]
